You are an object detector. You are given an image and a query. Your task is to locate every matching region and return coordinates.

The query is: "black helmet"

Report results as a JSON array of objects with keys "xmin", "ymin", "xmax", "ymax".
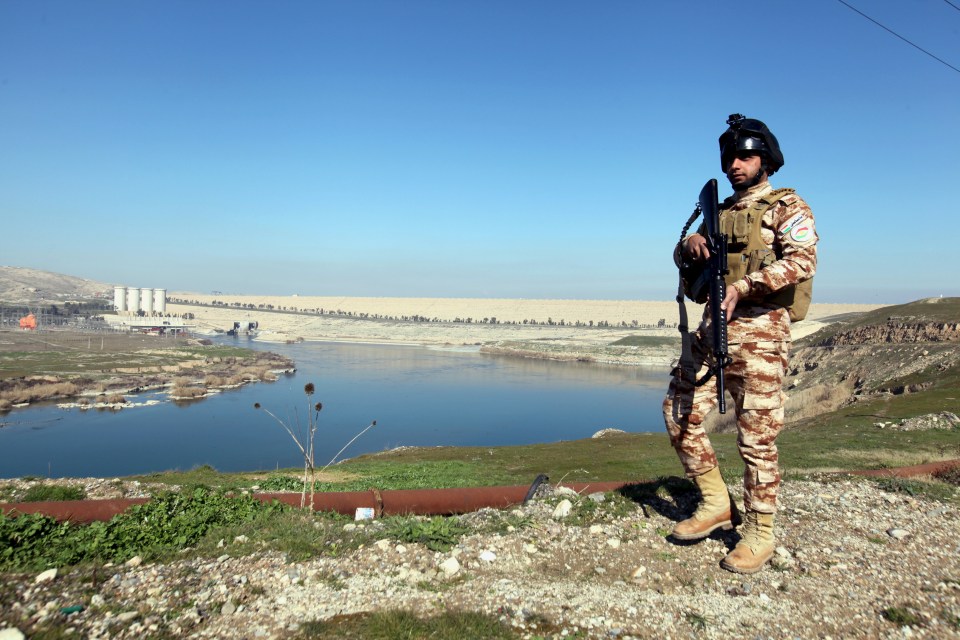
[{"xmin": 719, "ymin": 114, "xmax": 784, "ymax": 175}]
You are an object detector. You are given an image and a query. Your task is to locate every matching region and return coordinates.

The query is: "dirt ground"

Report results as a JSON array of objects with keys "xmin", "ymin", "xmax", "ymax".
[{"xmin": 0, "ymin": 329, "xmax": 193, "ymax": 354}]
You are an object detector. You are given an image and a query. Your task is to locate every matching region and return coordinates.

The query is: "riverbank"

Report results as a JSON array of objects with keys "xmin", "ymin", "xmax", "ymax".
[
  {"xmin": 0, "ymin": 331, "xmax": 294, "ymax": 412},
  {"xmin": 168, "ymin": 295, "xmax": 884, "ymax": 366}
]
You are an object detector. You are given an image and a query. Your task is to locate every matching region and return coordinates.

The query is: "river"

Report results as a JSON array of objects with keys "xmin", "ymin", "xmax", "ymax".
[{"xmin": 0, "ymin": 340, "xmax": 669, "ymax": 478}]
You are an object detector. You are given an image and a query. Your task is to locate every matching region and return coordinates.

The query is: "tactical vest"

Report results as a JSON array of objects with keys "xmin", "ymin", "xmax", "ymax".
[{"xmin": 720, "ymin": 188, "xmax": 813, "ymax": 322}]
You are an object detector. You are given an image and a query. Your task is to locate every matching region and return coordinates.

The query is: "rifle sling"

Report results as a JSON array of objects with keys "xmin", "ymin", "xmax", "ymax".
[{"xmin": 675, "ymin": 206, "xmax": 725, "ymax": 389}]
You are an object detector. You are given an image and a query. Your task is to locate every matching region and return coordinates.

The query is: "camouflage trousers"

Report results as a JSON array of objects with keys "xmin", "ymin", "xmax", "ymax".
[{"xmin": 662, "ymin": 332, "xmax": 789, "ymax": 513}]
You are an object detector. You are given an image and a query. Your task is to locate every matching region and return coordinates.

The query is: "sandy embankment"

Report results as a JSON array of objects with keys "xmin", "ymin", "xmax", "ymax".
[{"xmin": 168, "ymin": 294, "xmax": 882, "ymax": 364}]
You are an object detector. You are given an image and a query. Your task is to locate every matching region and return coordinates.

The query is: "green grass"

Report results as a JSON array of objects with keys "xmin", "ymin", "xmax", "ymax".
[
  {"xmin": 385, "ymin": 515, "xmax": 471, "ymax": 552},
  {"xmin": 0, "ymin": 488, "xmax": 290, "ymax": 571},
  {"xmin": 779, "ymin": 392, "xmax": 960, "ymax": 472},
  {"xmin": 116, "ymin": 402, "xmax": 958, "ymax": 506},
  {"xmin": 340, "ymin": 433, "xmax": 687, "ymax": 486},
  {"xmin": 20, "ymin": 485, "xmax": 86, "ymax": 502},
  {"xmin": 131, "ymin": 464, "xmax": 273, "ymax": 492},
  {"xmin": 882, "ymin": 605, "xmax": 921, "ymax": 627},
  {"xmin": 256, "ymin": 459, "xmax": 517, "ymax": 493},
  {"xmin": 0, "ymin": 330, "xmax": 264, "ymax": 380},
  {"xmin": 0, "ymin": 348, "xmax": 206, "ymax": 379},
  {"xmin": 296, "ymin": 610, "xmax": 523, "ymax": 639},
  {"xmin": 684, "ymin": 611, "xmax": 709, "ymax": 631},
  {"xmin": 609, "ymin": 335, "xmax": 678, "ymax": 347},
  {"xmin": 190, "ymin": 508, "xmax": 359, "ymax": 562}
]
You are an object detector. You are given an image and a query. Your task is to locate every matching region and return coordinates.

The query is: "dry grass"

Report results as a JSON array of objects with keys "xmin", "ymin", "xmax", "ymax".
[
  {"xmin": 825, "ymin": 449, "xmax": 951, "ymax": 469},
  {"xmin": 237, "ymin": 366, "xmax": 276, "ymax": 382},
  {"xmin": 0, "ymin": 380, "xmax": 79, "ymax": 405},
  {"xmin": 171, "ymin": 376, "xmax": 208, "ymax": 399},
  {"xmin": 204, "ymin": 374, "xmax": 227, "ymax": 387},
  {"xmin": 171, "ymin": 385, "xmax": 207, "ymax": 399}
]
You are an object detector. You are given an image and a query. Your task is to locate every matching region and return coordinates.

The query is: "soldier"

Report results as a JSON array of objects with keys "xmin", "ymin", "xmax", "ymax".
[{"xmin": 663, "ymin": 114, "xmax": 818, "ymax": 574}]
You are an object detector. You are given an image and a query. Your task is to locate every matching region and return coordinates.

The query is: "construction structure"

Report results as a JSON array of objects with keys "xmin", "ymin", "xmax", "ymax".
[
  {"xmin": 108, "ymin": 285, "xmax": 188, "ymax": 334},
  {"xmin": 113, "ymin": 286, "xmax": 167, "ymax": 315}
]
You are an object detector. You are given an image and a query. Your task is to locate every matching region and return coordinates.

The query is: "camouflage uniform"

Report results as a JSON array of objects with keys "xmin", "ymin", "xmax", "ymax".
[{"xmin": 663, "ymin": 181, "xmax": 818, "ymax": 513}]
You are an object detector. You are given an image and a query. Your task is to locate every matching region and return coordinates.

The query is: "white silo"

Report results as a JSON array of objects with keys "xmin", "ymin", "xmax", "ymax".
[
  {"xmin": 127, "ymin": 287, "xmax": 141, "ymax": 314},
  {"xmin": 113, "ymin": 286, "xmax": 127, "ymax": 312},
  {"xmin": 153, "ymin": 288, "xmax": 167, "ymax": 314},
  {"xmin": 140, "ymin": 288, "xmax": 155, "ymax": 315}
]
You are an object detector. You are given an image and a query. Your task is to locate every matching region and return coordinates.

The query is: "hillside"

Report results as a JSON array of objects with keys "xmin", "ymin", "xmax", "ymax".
[
  {"xmin": 0, "ymin": 266, "xmax": 112, "ymax": 304},
  {"xmin": 689, "ymin": 297, "xmax": 960, "ymax": 434},
  {"xmin": 787, "ymin": 297, "xmax": 960, "ymax": 395}
]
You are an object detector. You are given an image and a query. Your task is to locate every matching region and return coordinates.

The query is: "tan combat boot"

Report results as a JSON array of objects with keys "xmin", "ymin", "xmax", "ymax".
[
  {"xmin": 720, "ymin": 510, "xmax": 775, "ymax": 574},
  {"xmin": 671, "ymin": 467, "xmax": 736, "ymax": 541}
]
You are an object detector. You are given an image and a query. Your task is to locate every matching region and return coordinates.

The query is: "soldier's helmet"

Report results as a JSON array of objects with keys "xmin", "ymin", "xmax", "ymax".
[{"xmin": 719, "ymin": 114, "xmax": 784, "ymax": 175}]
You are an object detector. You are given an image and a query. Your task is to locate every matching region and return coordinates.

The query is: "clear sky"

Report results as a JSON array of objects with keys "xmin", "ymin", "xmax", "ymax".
[{"xmin": 2, "ymin": 1, "xmax": 958, "ymax": 304}]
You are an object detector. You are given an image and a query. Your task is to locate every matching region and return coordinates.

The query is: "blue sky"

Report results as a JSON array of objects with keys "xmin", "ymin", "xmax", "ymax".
[{"xmin": 2, "ymin": 1, "xmax": 958, "ymax": 304}]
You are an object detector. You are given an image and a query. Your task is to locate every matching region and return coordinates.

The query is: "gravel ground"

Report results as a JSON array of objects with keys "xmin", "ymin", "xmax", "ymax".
[{"xmin": 2, "ymin": 476, "xmax": 959, "ymax": 639}]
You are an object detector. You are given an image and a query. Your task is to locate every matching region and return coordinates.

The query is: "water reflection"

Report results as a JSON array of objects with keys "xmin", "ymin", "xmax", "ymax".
[{"xmin": 0, "ymin": 341, "xmax": 669, "ymax": 478}]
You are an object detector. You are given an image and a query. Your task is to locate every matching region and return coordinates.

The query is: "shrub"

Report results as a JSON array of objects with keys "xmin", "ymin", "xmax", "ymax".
[
  {"xmin": 882, "ymin": 605, "xmax": 920, "ymax": 626},
  {"xmin": 171, "ymin": 385, "xmax": 206, "ymax": 399},
  {"xmin": 204, "ymin": 375, "xmax": 226, "ymax": 387}
]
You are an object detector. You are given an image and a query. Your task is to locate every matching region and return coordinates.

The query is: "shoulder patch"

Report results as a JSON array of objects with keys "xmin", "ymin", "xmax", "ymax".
[
  {"xmin": 788, "ymin": 221, "xmax": 815, "ymax": 245},
  {"xmin": 778, "ymin": 212, "xmax": 807, "ymax": 237}
]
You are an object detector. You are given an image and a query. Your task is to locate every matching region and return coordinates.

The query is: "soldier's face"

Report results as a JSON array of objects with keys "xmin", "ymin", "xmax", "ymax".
[{"xmin": 725, "ymin": 152, "xmax": 764, "ymax": 189}]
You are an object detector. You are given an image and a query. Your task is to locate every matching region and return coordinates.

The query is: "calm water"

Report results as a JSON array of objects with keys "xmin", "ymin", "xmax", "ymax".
[{"xmin": 0, "ymin": 340, "xmax": 669, "ymax": 478}]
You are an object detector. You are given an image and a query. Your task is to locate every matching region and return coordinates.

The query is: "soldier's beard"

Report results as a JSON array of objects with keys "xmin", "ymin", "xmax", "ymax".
[{"xmin": 728, "ymin": 167, "xmax": 767, "ymax": 192}]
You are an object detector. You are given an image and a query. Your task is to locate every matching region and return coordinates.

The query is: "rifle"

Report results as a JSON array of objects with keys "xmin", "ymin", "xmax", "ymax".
[
  {"xmin": 676, "ymin": 179, "xmax": 732, "ymax": 413},
  {"xmin": 699, "ymin": 178, "xmax": 733, "ymax": 413}
]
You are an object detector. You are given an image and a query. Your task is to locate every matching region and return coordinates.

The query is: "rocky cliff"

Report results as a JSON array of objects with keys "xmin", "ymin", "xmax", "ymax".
[
  {"xmin": 787, "ymin": 298, "xmax": 960, "ymax": 401},
  {"xmin": 817, "ymin": 320, "xmax": 960, "ymax": 346}
]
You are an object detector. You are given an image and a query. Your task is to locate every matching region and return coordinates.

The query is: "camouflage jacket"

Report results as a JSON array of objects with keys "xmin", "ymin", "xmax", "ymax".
[{"xmin": 694, "ymin": 181, "xmax": 818, "ymax": 344}]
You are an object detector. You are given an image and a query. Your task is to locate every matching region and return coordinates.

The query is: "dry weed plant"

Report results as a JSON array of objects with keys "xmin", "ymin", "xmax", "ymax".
[
  {"xmin": 0, "ymin": 381, "xmax": 79, "ymax": 405},
  {"xmin": 171, "ymin": 376, "xmax": 208, "ymax": 399},
  {"xmin": 255, "ymin": 383, "xmax": 376, "ymax": 510},
  {"xmin": 171, "ymin": 385, "xmax": 207, "ymax": 399}
]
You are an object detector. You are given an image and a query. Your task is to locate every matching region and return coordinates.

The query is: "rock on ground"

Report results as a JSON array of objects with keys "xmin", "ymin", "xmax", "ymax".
[{"xmin": 1, "ymin": 477, "xmax": 959, "ymax": 639}]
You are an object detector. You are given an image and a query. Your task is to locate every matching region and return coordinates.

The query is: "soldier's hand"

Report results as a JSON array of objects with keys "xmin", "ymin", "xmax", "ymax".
[
  {"xmin": 720, "ymin": 286, "xmax": 739, "ymax": 320},
  {"xmin": 685, "ymin": 234, "xmax": 710, "ymax": 260}
]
